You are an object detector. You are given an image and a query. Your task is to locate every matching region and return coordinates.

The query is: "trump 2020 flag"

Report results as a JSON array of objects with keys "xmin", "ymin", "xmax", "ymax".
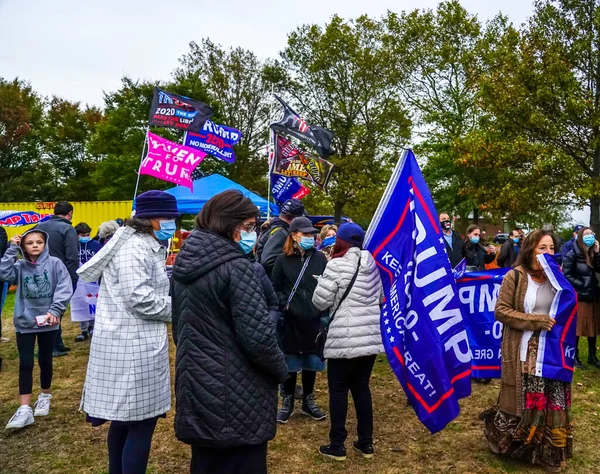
[
  {"xmin": 536, "ymin": 253, "xmax": 577, "ymax": 383},
  {"xmin": 364, "ymin": 149, "xmax": 472, "ymax": 434}
]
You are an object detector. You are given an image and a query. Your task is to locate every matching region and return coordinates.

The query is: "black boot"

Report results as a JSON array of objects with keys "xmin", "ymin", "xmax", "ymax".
[
  {"xmin": 277, "ymin": 394, "xmax": 294, "ymax": 424},
  {"xmin": 587, "ymin": 337, "xmax": 600, "ymax": 367},
  {"xmin": 575, "ymin": 336, "xmax": 584, "ymax": 369},
  {"xmin": 301, "ymin": 393, "xmax": 326, "ymax": 421}
]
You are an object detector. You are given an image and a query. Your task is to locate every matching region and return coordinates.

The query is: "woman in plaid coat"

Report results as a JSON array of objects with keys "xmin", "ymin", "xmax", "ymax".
[{"xmin": 77, "ymin": 191, "xmax": 179, "ymax": 474}]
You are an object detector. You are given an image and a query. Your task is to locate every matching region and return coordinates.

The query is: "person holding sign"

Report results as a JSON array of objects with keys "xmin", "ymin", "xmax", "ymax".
[
  {"xmin": 0, "ymin": 230, "xmax": 73, "ymax": 430},
  {"xmin": 562, "ymin": 226, "xmax": 600, "ymax": 368},
  {"xmin": 482, "ymin": 230, "xmax": 572, "ymax": 472}
]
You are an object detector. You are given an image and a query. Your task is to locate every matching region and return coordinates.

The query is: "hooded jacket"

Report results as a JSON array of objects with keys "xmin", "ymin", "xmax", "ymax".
[
  {"xmin": 171, "ymin": 228, "xmax": 287, "ymax": 448},
  {"xmin": 0, "ymin": 229, "xmax": 73, "ymax": 334},
  {"xmin": 312, "ymin": 247, "xmax": 384, "ymax": 359},
  {"xmin": 77, "ymin": 226, "xmax": 171, "ymax": 422},
  {"xmin": 35, "ymin": 215, "xmax": 79, "ymax": 289},
  {"xmin": 258, "ymin": 217, "xmax": 290, "ymax": 277}
]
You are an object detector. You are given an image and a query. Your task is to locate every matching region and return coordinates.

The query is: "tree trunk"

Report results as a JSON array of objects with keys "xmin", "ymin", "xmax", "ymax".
[
  {"xmin": 472, "ymin": 207, "xmax": 479, "ymax": 225},
  {"xmin": 590, "ymin": 196, "xmax": 600, "ymax": 235},
  {"xmin": 334, "ymin": 200, "xmax": 346, "ymax": 224}
]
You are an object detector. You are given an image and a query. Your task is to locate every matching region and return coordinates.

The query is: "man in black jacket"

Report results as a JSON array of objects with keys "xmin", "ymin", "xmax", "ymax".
[
  {"xmin": 497, "ymin": 228, "xmax": 521, "ymax": 268},
  {"xmin": 439, "ymin": 213, "xmax": 465, "ymax": 268},
  {"xmin": 35, "ymin": 201, "xmax": 78, "ymax": 356},
  {"xmin": 258, "ymin": 199, "xmax": 305, "ymax": 277}
]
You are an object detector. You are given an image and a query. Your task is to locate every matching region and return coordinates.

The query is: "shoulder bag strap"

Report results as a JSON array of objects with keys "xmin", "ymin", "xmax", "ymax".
[
  {"xmin": 327, "ymin": 255, "xmax": 362, "ymax": 328},
  {"xmin": 285, "ymin": 254, "xmax": 313, "ymax": 310}
]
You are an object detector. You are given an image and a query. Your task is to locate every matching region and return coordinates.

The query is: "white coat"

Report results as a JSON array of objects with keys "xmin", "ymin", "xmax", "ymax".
[
  {"xmin": 312, "ymin": 247, "xmax": 384, "ymax": 359},
  {"xmin": 77, "ymin": 226, "xmax": 171, "ymax": 421}
]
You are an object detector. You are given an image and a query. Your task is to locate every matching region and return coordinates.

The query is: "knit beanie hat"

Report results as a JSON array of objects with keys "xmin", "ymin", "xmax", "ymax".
[{"xmin": 134, "ymin": 190, "xmax": 179, "ymax": 219}]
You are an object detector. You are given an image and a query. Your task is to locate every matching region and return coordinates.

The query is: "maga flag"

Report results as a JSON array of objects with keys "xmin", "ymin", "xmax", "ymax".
[
  {"xmin": 272, "ymin": 134, "xmax": 334, "ymax": 191},
  {"xmin": 271, "ymin": 174, "xmax": 310, "ymax": 203},
  {"xmin": 270, "ymin": 95, "xmax": 334, "ymax": 159},
  {"xmin": 364, "ymin": 149, "xmax": 472, "ymax": 434},
  {"xmin": 148, "ymin": 87, "xmax": 213, "ymax": 133},
  {"xmin": 0, "ymin": 211, "xmax": 52, "ymax": 227}
]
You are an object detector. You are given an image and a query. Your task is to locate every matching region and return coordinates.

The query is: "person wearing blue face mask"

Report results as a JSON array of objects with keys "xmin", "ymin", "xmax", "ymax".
[
  {"xmin": 464, "ymin": 224, "xmax": 497, "ymax": 271},
  {"xmin": 77, "ymin": 190, "xmax": 179, "ymax": 474},
  {"xmin": 497, "ymin": 228, "xmax": 522, "ymax": 268},
  {"xmin": 563, "ymin": 226, "xmax": 600, "ymax": 369},
  {"xmin": 271, "ymin": 216, "xmax": 328, "ymax": 425},
  {"xmin": 318, "ymin": 224, "xmax": 338, "ymax": 260},
  {"xmin": 171, "ymin": 190, "xmax": 287, "ymax": 474},
  {"xmin": 72, "ymin": 222, "xmax": 102, "ymax": 342}
]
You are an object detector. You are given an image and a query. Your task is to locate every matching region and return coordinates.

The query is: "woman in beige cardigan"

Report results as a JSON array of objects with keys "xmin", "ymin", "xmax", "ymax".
[{"xmin": 481, "ymin": 229, "xmax": 572, "ymax": 472}]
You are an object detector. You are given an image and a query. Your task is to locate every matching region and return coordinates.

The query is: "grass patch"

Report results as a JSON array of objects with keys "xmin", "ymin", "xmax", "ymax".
[{"xmin": 1, "ymin": 290, "xmax": 600, "ymax": 473}]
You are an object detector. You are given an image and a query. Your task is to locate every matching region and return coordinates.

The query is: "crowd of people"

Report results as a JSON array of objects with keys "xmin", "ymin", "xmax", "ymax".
[{"xmin": 0, "ymin": 196, "xmax": 598, "ymax": 473}]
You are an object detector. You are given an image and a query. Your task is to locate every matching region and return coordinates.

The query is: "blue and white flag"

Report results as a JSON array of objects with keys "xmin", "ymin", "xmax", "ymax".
[
  {"xmin": 184, "ymin": 120, "xmax": 242, "ymax": 163},
  {"xmin": 365, "ymin": 149, "xmax": 472, "ymax": 434},
  {"xmin": 0, "ymin": 210, "xmax": 52, "ymax": 227},
  {"xmin": 536, "ymin": 253, "xmax": 577, "ymax": 383},
  {"xmin": 457, "ymin": 268, "xmax": 509, "ymax": 379}
]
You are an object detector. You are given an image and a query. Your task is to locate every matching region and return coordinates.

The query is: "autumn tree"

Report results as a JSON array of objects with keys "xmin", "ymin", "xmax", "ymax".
[{"xmin": 281, "ymin": 15, "xmax": 411, "ymax": 222}]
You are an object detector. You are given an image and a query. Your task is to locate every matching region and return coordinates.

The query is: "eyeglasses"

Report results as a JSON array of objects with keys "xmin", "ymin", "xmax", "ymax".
[{"xmin": 240, "ymin": 222, "xmax": 257, "ymax": 233}]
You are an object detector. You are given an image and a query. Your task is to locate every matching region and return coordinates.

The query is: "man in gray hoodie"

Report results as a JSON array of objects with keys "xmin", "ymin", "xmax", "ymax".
[{"xmin": 0, "ymin": 229, "xmax": 73, "ymax": 430}]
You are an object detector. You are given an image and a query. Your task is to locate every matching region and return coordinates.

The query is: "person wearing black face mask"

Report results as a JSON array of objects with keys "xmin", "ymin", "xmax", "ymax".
[{"xmin": 439, "ymin": 213, "xmax": 465, "ymax": 268}]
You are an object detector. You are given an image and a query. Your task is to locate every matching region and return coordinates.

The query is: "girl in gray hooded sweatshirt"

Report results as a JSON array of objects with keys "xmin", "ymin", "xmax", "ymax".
[{"xmin": 0, "ymin": 229, "xmax": 73, "ymax": 430}]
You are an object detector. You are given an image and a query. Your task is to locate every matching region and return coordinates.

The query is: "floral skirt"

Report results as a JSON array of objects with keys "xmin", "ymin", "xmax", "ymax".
[{"xmin": 481, "ymin": 374, "xmax": 573, "ymax": 471}]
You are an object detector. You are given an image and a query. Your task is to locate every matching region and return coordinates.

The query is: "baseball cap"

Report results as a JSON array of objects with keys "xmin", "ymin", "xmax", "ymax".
[
  {"xmin": 280, "ymin": 199, "xmax": 305, "ymax": 217},
  {"xmin": 289, "ymin": 217, "xmax": 318, "ymax": 234}
]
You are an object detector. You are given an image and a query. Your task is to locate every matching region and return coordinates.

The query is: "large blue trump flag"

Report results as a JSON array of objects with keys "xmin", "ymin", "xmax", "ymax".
[{"xmin": 365, "ymin": 149, "xmax": 472, "ymax": 433}]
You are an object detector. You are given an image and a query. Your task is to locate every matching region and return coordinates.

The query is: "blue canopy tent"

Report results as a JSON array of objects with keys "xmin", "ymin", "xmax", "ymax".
[{"xmin": 165, "ymin": 174, "xmax": 279, "ymax": 217}]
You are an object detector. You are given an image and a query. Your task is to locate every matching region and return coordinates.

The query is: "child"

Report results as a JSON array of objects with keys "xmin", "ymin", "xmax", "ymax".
[
  {"xmin": 73, "ymin": 223, "xmax": 101, "ymax": 342},
  {"xmin": 0, "ymin": 230, "xmax": 73, "ymax": 430}
]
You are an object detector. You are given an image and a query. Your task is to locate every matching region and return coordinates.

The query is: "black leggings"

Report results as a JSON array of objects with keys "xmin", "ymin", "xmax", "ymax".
[
  {"xmin": 283, "ymin": 370, "xmax": 316, "ymax": 396},
  {"xmin": 107, "ymin": 418, "xmax": 159, "ymax": 474},
  {"xmin": 16, "ymin": 331, "xmax": 56, "ymax": 395}
]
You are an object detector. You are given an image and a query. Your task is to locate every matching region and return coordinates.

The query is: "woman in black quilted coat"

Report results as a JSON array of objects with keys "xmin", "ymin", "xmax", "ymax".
[
  {"xmin": 171, "ymin": 191, "xmax": 288, "ymax": 474},
  {"xmin": 563, "ymin": 226, "xmax": 600, "ymax": 368}
]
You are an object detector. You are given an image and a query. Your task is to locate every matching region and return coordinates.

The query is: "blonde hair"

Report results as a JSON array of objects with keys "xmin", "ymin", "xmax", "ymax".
[{"xmin": 319, "ymin": 224, "xmax": 338, "ymax": 242}]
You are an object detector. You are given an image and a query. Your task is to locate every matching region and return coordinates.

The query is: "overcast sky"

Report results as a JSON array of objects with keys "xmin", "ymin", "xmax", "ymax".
[{"xmin": 0, "ymin": 0, "xmax": 534, "ymax": 107}]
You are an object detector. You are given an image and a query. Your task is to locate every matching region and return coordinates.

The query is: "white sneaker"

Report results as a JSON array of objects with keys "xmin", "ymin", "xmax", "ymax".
[
  {"xmin": 33, "ymin": 393, "xmax": 52, "ymax": 417},
  {"xmin": 6, "ymin": 405, "xmax": 34, "ymax": 430}
]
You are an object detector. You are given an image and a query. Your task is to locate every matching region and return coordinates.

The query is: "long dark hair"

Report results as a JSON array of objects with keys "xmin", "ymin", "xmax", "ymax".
[
  {"xmin": 464, "ymin": 224, "xmax": 481, "ymax": 249},
  {"xmin": 514, "ymin": 229, "xmax": 556, "ymax": 278},
  {"xmin": 576, "ymin": 227, "xmax": 596, "ymax": 268},
  {"xmin": 196, "ymin": 190, "xmax": 259, "ymax": 240}
]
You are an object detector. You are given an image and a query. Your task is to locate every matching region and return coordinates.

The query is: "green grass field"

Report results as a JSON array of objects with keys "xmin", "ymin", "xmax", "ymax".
[{"xmin": 1, "ymin": 291, "xmax": 600, "ymax": 473}]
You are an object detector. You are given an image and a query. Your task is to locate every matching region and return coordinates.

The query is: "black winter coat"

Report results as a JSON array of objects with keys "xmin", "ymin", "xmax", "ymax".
[
  {"xmin": 271, "ymin": 248, "xmax": 327, "ymax": 354},
  {"xmin": 563, "ymin": 244, "xmax": 600, "ymax": 302},
  {"xmin": 443, "ymin": 231, "xmax": 466, "ymax": 268},
  {"xmin": 464, "ymin": 241, "xmax": 495, "ymax": 270},
  {"xmin": 497, "ymin": 240, "xmax": 519, "ymax": 268},
  {"xmin": 171, "ymin": 229, "xmax": 288, "ymax": 448},
  {"xmin": 259, "ymin": 218, "xmax": 290, "ymax": 277}
]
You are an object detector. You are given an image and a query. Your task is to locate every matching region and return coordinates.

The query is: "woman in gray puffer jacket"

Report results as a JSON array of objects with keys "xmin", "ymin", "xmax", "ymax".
[{"xmin": 312, "ymin": 223, "xmax": 383, "ymax": 462}]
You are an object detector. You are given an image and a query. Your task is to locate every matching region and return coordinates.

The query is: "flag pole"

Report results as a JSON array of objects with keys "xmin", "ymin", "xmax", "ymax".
[
  {"xmin": 266, "ymin": 88, "xmax": 276, "ymax": 220},
  {"xmin": 132, "ymin": 126, "xmax": 150, "ymax": 204}
]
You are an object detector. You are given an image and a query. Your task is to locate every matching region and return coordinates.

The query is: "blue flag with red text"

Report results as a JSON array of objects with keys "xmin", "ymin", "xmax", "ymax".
[{"xmin": 364, "ymin": 149, "xmax": 472, "ymax": 434}]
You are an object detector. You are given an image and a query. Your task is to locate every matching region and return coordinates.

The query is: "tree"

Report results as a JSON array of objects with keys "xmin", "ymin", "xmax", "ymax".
[
  {"xmin": 474, "ymin": 0, "xmax": 600, "ymax": 231},
  {"xmin": 281, "ymin": 15, "xmax": 412, "ymax": 222},
  {"xmin": 0, "ymin": 78, "xmax": 45, "ymax": 200},
  {"xmin": 42, "ymin": 97, "xmax": 103, "ymax": 200}
]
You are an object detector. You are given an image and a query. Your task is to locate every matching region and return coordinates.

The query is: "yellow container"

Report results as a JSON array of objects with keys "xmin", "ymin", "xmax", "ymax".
[{"xmin": 0, "ymin": 201, "xmax": 133, "ymax": 239}]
